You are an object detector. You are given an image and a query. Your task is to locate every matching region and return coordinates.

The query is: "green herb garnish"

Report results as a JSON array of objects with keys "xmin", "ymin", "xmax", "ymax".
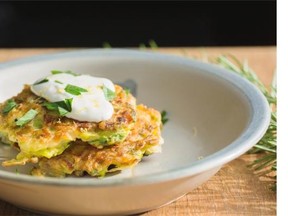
[
  {"xmin": 15, "ymin": 109, "xmax": 38, "ymax": 126},
  {"xmin": 51, "ymin": 70, "xmax": 79, "ymax": 76},
  {"xmin": 43, "ymin": 98, "xmax": 73, "ymax": 116},
  {"xmin": 161, "ymin": 110, "xmax": 169, "ymax": 125},
  {"xmin": 103, "ymin": 86, "xmax": 116, "ymax": 101},
  {"xmin": 64, "ymin": 84, "xmax": 88, "ymax": 96},
  {"xmin": 2, "ymin": 99, "xmax": 17, "ymax": 114},
  {"xmin": 33, "ymin": 78, "xmax": 49, "ymax": 85},
  {"xmin": 55, "ymin": 80, "xmax": 63, "ymax": 84},
  {"xmin": 124, "ymin": 88, "xmax": 131, "ymax": 95}
]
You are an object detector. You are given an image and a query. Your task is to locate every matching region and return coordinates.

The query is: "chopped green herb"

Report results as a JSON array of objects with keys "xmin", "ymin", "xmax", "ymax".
[
  {"xmin": 43, "ymin": 98, "xmax": 73, "ymax": 116},
  {"xmin": 43, "ymin": 102, "xmax": 58, "ymax": 111},
  {"xmin": 2, "ymin": 99, "xmax": 17, "ymax": 114},
  {"xmin": 64, "ymin": 98, "xmax": 73, "ymax": 112},
  {"xmin": 33, "ymin": 78, "xmax": 49, "ymax": 85},
  {"xmin": 102, "ymin": 86, "xmax": 116, "ymax": 101},
  {"xmin": 57, "ymin": 106, "xmax": 70, "ymax": 116},
  {"xmin": 15, "ymin": 109, "xmax": 38, "ymax": 126},
  {"xmin": 161, "ymin": 110, "xmax": 169, "ymax": 125},
  {"xmin": 64, "ymin": 84, "xmax": 88, "ymax": 96},
  {"xmin": 51, "ymin": 70, "xmax": 79, "ymax": 76},
  {"xmin": 55, "ymin": 80, "xmax": 63, "ymax": 84},
  {"xmin": 124, "ymin": 88, "xmax": 131, "ymax": 95}
]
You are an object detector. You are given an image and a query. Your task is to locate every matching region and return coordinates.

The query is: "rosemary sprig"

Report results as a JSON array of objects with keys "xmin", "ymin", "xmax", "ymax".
[
  {"xmin": 214, "ymin": 55, "xmax": 277, "ymax": 189},
  {"xmin": 139, "ymin": 40, "xmax": 158, "ymax": 50},
  {"xmin": 215, "ymin": 55, "xmax": 277, "ymax": 105}
]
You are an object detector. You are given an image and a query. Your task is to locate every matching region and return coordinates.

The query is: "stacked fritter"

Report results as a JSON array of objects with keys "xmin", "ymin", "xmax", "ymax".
[{"xmin": 0, "ymin": 85, "xmax": 163, "ymax": 177}]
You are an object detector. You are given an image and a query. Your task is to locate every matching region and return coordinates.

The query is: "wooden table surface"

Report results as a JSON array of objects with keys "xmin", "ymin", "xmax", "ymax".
[{"xmin": 0, "ymin": 47, "xmax": 276, "ymax": 216}]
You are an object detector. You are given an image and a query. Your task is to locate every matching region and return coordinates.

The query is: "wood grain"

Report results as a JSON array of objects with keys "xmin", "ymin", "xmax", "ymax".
[
  {"xmin": 0, "ymin": 47, "xmax": 276, "ymax": 216},
  {"xmin": 0, "ymin": 47, "xmax": 275, "ymax": 86}
]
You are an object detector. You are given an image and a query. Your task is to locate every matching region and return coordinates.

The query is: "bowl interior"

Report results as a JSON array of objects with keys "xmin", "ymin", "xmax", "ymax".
[{"xmin": 0, "ymin": 51, "xmax": 251, "ymax": 179}]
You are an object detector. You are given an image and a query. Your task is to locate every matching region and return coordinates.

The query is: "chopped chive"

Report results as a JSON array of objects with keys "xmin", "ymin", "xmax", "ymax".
[
  {"xmin": 2, "ymin": 99, "xmax": 17, "ymax": 114},
  {"xmin": 65, "ymin": 84, "xmax": 88, "ymax": 96},
  {"xmin": 15, "ymin": 109, "xmax": 38, "ymax": 126}
]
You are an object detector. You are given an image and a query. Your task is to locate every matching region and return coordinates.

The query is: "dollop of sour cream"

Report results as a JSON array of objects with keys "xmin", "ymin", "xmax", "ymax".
[{"xmin": 31, "ymin": 73, "xmax": 115, "ymax": 122}]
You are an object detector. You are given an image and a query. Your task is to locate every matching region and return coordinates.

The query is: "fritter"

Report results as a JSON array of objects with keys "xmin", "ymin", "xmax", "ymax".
[
  {"xmin": 31, "ymin": 104, "xmax": 163, "ymax": 177},
  {"xmin": 0, "ymin": 84, "xmax": 136, "ymax": 166}
]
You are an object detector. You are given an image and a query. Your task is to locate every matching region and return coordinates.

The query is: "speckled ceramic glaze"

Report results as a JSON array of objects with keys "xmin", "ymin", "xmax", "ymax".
[{"xmin": 0, "ymin": 49, "xmax": 270, "ymax": 215}]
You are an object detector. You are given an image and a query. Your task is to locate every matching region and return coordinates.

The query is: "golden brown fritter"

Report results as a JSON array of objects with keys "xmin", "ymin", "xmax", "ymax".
[
  {"xmin": 0, "ymin": 84, "xmax": 136, "ymax": 165},
  {"xmin": 31, "ymin": 105, "xmax": 162, "ymax": 177}
]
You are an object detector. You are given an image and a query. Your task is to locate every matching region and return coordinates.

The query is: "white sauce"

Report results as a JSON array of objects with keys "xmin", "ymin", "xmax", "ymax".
[{"xmin": 31, "ymin": 73, "xmax": 115, "ymax": 122}]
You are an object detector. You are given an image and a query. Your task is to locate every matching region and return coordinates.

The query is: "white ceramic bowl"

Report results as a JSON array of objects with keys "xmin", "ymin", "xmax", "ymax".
[{"xmin": 0, "ymin": 49, "xmax": 270, "ymax": 215}]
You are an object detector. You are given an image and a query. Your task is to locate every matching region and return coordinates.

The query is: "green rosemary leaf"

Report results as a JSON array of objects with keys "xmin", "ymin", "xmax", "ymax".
[
  {"xmin": 103, "ymin": 42, "xmax": 112, "ymax": 48},
  {"xmin": 148, "ymin": 40, "xmax": 158, "ymax": 49},
  {"xmin": 253, "ymin": 144, "xmax": 276, "ymax": 153},
  {"xmin": 139, "ymin": 43, "xmax": 147, "ymax": 49}
]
